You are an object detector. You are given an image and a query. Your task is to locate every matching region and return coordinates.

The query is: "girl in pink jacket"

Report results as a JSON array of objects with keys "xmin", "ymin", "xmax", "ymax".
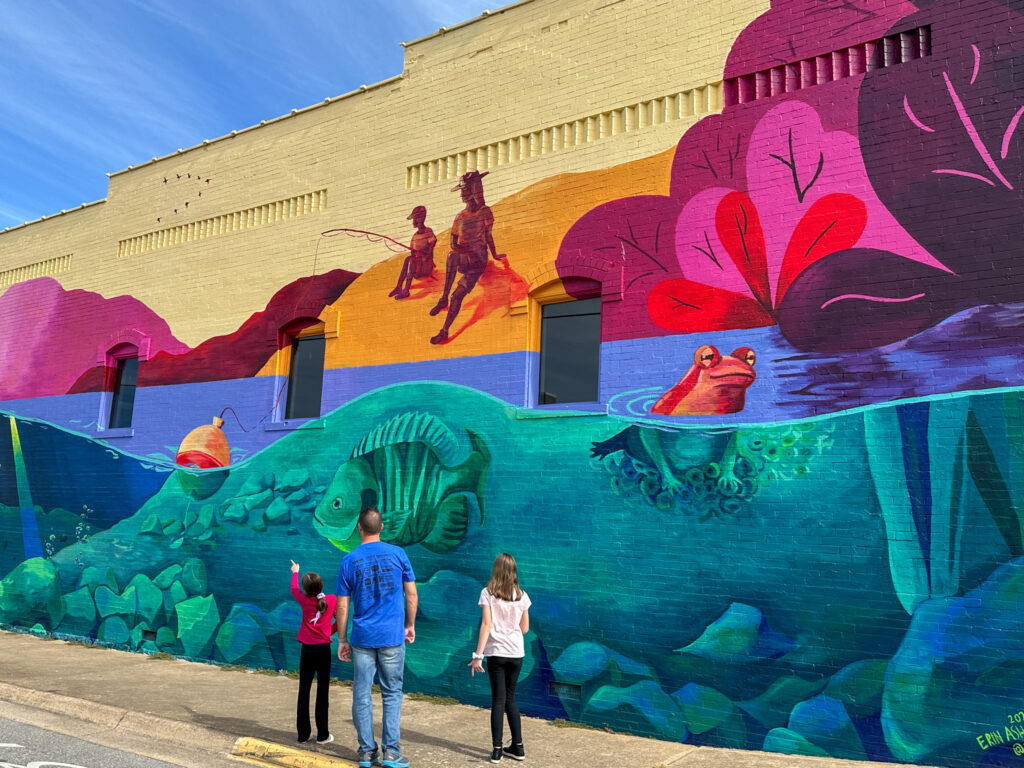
[{"xmin": 290, "ymin": 559, "xmax": 337, "ymax": 745}]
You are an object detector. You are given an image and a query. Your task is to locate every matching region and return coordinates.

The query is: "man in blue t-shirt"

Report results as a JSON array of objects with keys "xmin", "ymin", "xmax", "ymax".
[{"xmin": 336, "ymin": 506, "xmax": 417, "ymax": 768}]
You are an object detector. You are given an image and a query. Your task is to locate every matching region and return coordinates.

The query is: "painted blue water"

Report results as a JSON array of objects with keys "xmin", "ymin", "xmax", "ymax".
[
  {"xmin": 0, "ymin": 414, "xmax": 170, "ymax": 530},
  {"xmin": 604, "ymin": 301, "xmax": 1024, "ymax": 425}
]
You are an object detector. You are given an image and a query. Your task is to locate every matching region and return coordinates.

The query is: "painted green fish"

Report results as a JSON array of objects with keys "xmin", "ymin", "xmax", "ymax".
[{"xmin": 314, "ymin": 412, "xmax": 490, "ymax": 553}]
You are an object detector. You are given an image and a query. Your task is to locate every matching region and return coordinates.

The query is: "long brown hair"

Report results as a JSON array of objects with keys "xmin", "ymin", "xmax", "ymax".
[
  {"xmin": 486, "ymin": 553, "xmax": 522, "ymax": 602},
  {"xmin": 301, "ymin": 572, "xmax": 327, "ymax": 615}
]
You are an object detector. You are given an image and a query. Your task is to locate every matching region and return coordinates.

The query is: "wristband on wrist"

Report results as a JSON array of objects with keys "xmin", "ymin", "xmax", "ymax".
[{"xmin": 472, "ymin": 652, "xmax": 485, "ymax": 660}]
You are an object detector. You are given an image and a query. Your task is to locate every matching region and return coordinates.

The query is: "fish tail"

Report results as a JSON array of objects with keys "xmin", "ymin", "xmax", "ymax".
[{"xmin": 453, "ymin": 428, "xmax": 490, "ymax": 523}]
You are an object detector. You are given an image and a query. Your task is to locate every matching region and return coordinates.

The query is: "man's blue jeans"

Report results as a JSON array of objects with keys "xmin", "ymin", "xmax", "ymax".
[{"xmin": 351, "ymin": 644, "xmax": 406, "ymax": 759}]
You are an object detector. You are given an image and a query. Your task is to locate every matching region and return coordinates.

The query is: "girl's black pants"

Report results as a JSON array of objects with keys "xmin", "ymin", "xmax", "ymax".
[
  {"xmin": 486, "ymin": 656, "xmax": 523, "ymax": 748},
  {"xmin": 297, "ymin": 642, "xmax": 332, "ymax": 741}
]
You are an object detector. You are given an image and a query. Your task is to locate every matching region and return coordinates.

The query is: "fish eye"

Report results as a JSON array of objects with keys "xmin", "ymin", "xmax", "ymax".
[
  {"xmin": 331, "ymin": 497, "xmax": 343, "ymax": 511},
  {"xmin": 745, "ymin": 351, "xmax": 756, "ymax": 366}
]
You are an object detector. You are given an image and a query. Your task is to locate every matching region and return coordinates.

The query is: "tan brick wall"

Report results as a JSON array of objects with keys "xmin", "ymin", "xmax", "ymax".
[{"xmin": 0, "ymin": 0, "xmax": 765, "ymax": 347}]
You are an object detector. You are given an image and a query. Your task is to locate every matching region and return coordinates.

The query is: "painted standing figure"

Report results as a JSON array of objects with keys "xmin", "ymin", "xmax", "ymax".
[
  {"xmin": 429, "ymin": 170, "xmax": 506, "ymax": 344},
  {"xmin": 389, "ymin": 205, "xmax": 436, "ymax": 300}
]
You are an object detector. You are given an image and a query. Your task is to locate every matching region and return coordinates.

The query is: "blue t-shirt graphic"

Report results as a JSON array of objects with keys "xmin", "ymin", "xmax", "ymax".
[{"xmin": 336, "ymin": 541, "xmax": 416, "ymax": 648}]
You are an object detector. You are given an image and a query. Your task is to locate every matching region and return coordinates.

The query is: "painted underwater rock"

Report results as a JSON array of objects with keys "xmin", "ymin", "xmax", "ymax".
[
  {"xmin": 651, "ymin": 346, "xmax": 756, "ymax": 416},
  {"xmin": 313, "ymin": 411, "xmax": 490, "ymax": 553}
]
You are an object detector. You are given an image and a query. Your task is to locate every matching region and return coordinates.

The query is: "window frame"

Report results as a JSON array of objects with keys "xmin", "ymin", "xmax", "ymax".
[
  {"xmin": 269, "ymin": 314, "xmax": 337, "ymax": 428},
  {"xmin": 283, "ymin": 329, "xmax": 327, "ymax": 421},
  {"xmin": 100, "ymin": 341, "xmax": 141, "ymax": 434},
  {"xmin": 525, "ymin": 280, "xmax": 603, "ymax": 409}
]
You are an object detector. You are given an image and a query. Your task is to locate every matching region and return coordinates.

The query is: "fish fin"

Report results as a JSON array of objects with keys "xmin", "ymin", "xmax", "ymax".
[
  {"xmin": 451, "ymin": 428, "xmax": 490, "ymax": 524},
  {"xmin": 327, "ymin": 530, "xmax": 361, "ymax": 553},
  {"xmin": 353, "ymin": 412, "xmax": 458, "ymax": 463},
  {"xmin": 422, "ymin": 494, "xmax": 472, "ymax": 554}
]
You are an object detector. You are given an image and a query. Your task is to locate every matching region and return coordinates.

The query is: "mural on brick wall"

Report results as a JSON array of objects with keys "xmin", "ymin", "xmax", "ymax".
[
  {"xmin": 560, "ymin": 0, "xmax": 1024, "ymax": 423},
  {"xmin": 3, "ymin": 0, "xmax": 1024, "ymax": 766},
  {"xmin": 1, "ymin": 384, "xmax": 1023, "ymax": 767}
]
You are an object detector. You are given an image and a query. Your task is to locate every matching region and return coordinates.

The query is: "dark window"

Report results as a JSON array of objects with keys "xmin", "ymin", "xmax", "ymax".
[
  {"xmin": 538, "ymin": 297, "xmax": 601, "ymax": 404},
  {"xmin": 285, "ymin": 334, "xmax": 325, "ymax": 419},
  {"xmin": 109, "ymin": 356, "xmax": 139, "ymax": 429}
]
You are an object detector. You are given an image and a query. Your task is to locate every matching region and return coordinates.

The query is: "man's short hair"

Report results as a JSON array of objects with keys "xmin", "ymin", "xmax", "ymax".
[{"xmin": 359, "ymin": 506, "xmax": 383, "ymax": 535}]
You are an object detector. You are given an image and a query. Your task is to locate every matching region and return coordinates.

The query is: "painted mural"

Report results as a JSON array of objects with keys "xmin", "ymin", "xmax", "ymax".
[
  {"xmin": 3, "ymin": 0, "xmax": 1024, "ymax": 766},
  {"xmin": 1, "ymin": 385, "xmax": 1023, "ymax": 767}
]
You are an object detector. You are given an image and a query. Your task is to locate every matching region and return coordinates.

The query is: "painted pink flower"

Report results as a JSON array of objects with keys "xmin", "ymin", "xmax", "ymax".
[{"xmin": 649, "ymin": 101, "xmax": 946, "ymax": 334}]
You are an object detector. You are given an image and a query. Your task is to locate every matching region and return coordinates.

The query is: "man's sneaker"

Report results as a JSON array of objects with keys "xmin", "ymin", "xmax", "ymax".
[
  {"xmin": 315, "ymin": 733, "xmax": 334, "ymax": 745},
  {"xmin": 357, "ymin": 753, "xmax": 379, "ymax": 768},
  {"xmin": 382, "ymin": 756, "xmax": 410, "ymax": 768},
  {"xmin": 490, "ymin": 747, "xmax": 503, "ymax": 763},
  {"xmin": 502, "ymin": 743, "xmax": 525, "ymax": 761}
]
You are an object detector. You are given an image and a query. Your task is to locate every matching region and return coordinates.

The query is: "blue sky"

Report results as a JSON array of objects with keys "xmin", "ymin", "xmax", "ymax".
[{"xmin": 0, "ymin": 0, "xmax": 496, "ymax": 229}]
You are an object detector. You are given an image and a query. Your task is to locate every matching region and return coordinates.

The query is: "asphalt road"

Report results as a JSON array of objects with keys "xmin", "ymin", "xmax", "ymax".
[{"xmin": 0, "ymin": 718, "xmax": 189, "ymax": 768}]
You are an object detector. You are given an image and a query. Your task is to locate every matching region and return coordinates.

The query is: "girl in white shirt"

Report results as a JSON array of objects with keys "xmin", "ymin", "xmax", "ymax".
[{"xmin": 469, "ymin": 553, "xmax": 531, "ymax": 763}]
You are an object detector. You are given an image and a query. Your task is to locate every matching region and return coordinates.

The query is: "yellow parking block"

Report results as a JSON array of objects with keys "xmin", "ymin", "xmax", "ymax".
[{"xmin": 232, "ymin": 737, "xmax": 357, "ymax": 768}]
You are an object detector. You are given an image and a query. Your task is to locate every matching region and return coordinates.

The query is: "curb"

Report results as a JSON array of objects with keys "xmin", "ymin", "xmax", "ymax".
[
  {"xmin": 0, "ymin": 680, "xmax": 355, "ymax": 768},
  {"xmin": 233, "ymin": 738, "xmax": 357, "ymax": 768},
  {"xmin": 0, "ymin": 680, "xmax": 237, "ymax": 754}
]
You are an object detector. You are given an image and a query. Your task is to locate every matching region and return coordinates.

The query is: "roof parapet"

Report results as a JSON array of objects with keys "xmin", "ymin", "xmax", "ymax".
[
  {"xmin": 400, "ymin": 0, "xmax": 534, "ymax": 48},
  {"xmin": 1, "ymin": 200, "xmax": 105, "ymax": 234},
  {"xmin": 107, "ymin": 74, "xmax": 404, "ymax": 179}
]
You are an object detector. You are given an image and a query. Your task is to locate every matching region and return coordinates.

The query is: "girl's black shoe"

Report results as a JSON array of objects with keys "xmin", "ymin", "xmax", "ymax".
[
  {"xmin": 490, "ymin": 747, "xmax": 503, "ymax": 762},
  {"xmin": 502, "ymin": 743, "xmax": 525, "ymax": 761}
]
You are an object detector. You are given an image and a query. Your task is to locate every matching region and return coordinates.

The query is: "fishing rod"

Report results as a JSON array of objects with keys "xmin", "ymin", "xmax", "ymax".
[{"xmin": 321, "ymin": 228, "xmax": 413, "ymax": 253}]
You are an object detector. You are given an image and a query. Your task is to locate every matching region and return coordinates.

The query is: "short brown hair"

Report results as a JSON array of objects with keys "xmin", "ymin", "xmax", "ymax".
[{"xmin": 359, "ymin": 506, "xmax": 383, "ymax": 535}]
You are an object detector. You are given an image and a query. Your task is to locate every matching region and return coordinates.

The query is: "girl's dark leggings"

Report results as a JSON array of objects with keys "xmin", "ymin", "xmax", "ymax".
[
  {"xmin": 486, "ymin": 656, "xmax": 523, "ymax": 747},
  {"xmin": 297, "ymin": 642, "xmax": 332, "ymax": 741}
]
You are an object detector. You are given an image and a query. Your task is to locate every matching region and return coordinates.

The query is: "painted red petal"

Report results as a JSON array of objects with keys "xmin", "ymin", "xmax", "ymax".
[
  {"xmin": 648, "ymin": 278, "xmax": 776, "ymax": 332},
  {"xmin": 715, "ymin": 191, "xmax": 771, "ymax": 310},
  {"xmin": 776, "ymin": 193, "xmax": 867, "ymax": 305}
]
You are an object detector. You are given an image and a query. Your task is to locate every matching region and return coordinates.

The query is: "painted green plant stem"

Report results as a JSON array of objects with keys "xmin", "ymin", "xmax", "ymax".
[
  {"xmin": 925, "ymin": 401, "xmax": 968, "ymax": 600},
  {"xmin": 864, "ymin": 408, "xmax": 930, "ymax": 614},
  {"xmin": 8, "ymin": 417, "xmax": 42, "ymax": 560}
]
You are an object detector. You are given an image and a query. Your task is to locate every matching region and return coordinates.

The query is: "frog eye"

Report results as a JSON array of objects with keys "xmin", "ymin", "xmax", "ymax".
[
  {"xmin": 331, "ymin": 497, "xmax": 344, "ymax": 511},
  {"xmin": 694, "ymin": 345, "xmax": 721, "ymax": 368},
  {"xmin": 732, "ymin": 347, "xmax": 756, "ymax": 367}
]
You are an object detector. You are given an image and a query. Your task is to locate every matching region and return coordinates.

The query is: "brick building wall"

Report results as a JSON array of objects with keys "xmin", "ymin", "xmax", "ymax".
[{"xmin": 1, "ymin": 0, "xmax": 1024, "ymax": 765}]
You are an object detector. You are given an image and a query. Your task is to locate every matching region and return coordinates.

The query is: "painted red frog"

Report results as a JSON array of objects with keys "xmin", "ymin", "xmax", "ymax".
[{"xmin": 651, "ymin": 345, "xmax": 756, "ymax": 416}]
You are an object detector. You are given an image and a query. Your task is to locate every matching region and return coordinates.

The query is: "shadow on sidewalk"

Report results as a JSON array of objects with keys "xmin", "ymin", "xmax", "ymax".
[{"xmin": 183, "ymin": 709, "xmax": 489, "ymax": 763}]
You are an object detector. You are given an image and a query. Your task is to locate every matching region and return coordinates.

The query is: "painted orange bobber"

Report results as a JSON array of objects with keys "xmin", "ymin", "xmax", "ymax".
[
  {"xmin": 175, "ymin": 416, "xmax": 230, "ymax": 499},
  {"xmin": 176, "ymin": 416, "xmax": 230, "ymax": 469}
]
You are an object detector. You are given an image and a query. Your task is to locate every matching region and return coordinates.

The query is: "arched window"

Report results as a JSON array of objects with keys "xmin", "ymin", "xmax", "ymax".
[
  {"xmin": 106, "ymin": 342, "xmax": 139, "ymax": 429},
  {"xmin": 530, "ymin": 278, "xmax": 602, "ymax": 405},
  {"xmin": 280, "ymin": 319, "xmax": 326, "ymax": 420}
]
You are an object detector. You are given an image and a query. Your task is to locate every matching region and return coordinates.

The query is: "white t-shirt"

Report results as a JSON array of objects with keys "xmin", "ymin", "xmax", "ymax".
[{"xmin": 479, "ymin": 587, "xmax": 531, "ymax": 658}]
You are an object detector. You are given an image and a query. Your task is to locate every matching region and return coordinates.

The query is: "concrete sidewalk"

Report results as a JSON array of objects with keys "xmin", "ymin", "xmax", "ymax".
[{"xmin": 0, "ymin": 631, "xmax": 925, "ymax": 768}]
